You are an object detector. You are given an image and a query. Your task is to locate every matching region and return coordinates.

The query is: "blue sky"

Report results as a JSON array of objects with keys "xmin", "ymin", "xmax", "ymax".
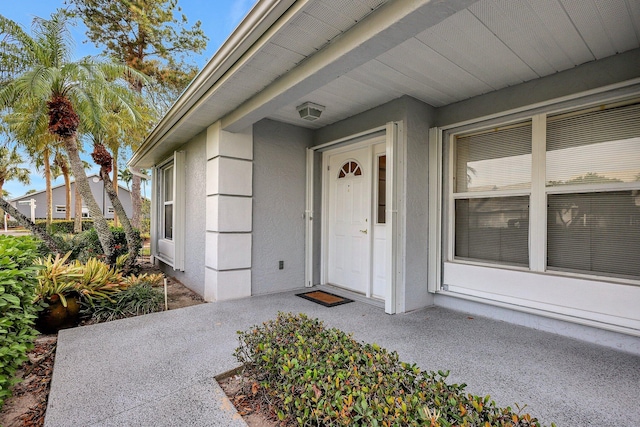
[{"xmin": 1, "ymin": 0, "xmax": 256, "ymax": 198}]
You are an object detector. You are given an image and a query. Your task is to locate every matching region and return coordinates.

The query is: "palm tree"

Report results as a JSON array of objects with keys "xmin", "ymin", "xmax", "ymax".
[
  {"xmin": 0, "ymin": 145, "xmax": 30, "ymax": 195},
  {"xmin": 3, "ymin": 100, "xmax": 60, "ymax": 226},
  {"xmin": 0, "ymin": 12, "xmax": 146, "ymax": 262},
  {"xmin": 92, "ymin": 142, "xmax": 140, "ymax": 270},
  {"xmin": 118, "ymin": 168, "xmax": 132, "ymax": 191}
]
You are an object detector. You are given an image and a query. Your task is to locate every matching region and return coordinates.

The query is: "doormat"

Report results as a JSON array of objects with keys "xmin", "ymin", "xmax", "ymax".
[{"xmin": 296, "ymin": 290, "xmax": 353, "ymax": 307}]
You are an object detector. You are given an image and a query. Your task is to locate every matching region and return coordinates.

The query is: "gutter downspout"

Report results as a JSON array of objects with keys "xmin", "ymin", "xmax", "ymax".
[{"xmin": 128, "ymin": 166, "xmax": 149, "ymax": 180}]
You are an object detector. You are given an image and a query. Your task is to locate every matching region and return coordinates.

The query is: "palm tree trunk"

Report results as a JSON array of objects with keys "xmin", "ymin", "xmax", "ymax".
[
  {"xmin": 62, "ymin": 167, "xmax": 71, "ymax": 221},
  {"xmin": 73, "ymin": 183, "xmax": 82, "ymax": 233},
  {"xmin": 131, "ymin": 170, "xmax": 141, "ymax": 229},
  {"xmin": 0, "ymin": 196, "xmax": 60, "ymax": 253},
  {"xmin": 63, "ymin": 136, "xmax": 115, "ymax": 262},
  {"xmin": 43, "ymin": 147, "xmax": 52, "ymax": 226},
  {"xmin": 112, "ymin": 148, "xmax": 119, "ymax": 227},
  {"xmin": 56, "ymin": 152, "xmax": 72, "ymax": 221},
  {"xmin": 100, "ymin": 169, "xmax": 137, "ymax": 271}
]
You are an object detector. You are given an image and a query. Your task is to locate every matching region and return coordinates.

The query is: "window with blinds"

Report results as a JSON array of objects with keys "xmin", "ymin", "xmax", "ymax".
[
  {"xmin": 546, "ymin": 102, "xmax": 640, "ymax": 279},
  {"xmin": 453, "ymin": 122, "xmax": 532, "ymax": 266},
  {"xmin": 450, "ymin": 100, "xmax": 640, "ymax": 281}
]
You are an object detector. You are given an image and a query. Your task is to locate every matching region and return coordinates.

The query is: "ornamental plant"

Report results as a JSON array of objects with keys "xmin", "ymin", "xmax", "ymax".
[
  {"xmin": 235, "ymin": 313, "xmax": 555, "ymax": 427},
  {"xmin": 87, "ymin": 282, "xmax": 164, "ymax": 323},
  {"xmin": 34, "ymin": 253, "xmax": 132, "ymax": 307},
  {"xmin": 0, "ymin": 236, "xmax": 40, "ymax": 409}
]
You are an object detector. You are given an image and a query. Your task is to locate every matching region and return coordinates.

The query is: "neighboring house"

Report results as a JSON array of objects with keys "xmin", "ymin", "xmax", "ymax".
[
  {"xmin": 129, "ymin": 0, "xmax": 640, "ymax": 351},
  {"xmin": 10, "ymin": 174, "xmax": 133, "ymax": 220}
]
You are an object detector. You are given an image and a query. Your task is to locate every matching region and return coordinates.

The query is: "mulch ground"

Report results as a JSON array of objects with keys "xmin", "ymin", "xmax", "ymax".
[
  {"xmin": 218, "ymin": 371, "xmax": 291, "ymax": 427},
  {"xmin": 0, "ymin": 336, "xmax": 57, "ymax": 427}
]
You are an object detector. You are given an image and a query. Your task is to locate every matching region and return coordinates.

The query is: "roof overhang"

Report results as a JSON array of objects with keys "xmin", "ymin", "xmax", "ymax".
[
  {"xmin": 130, "ymin": 0, "xmax": 477, "ymax": 168},
  {"xmin": 130, "ymin": 0, "xmax": 640, "ymax": 169}
]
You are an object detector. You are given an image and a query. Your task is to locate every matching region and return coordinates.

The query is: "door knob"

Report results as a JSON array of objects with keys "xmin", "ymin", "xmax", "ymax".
[{"xmin": 359, "ymin": 229, "xmax": 368, "ymax": 234}]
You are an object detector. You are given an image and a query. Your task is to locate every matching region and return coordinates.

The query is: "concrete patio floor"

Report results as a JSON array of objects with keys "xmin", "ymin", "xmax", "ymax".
[{"xmin": 45, "ymin": 290, "xmax": 640, "ymax": 426}]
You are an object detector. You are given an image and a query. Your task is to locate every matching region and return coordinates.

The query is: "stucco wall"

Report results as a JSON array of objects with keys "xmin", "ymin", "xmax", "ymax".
[
  {"xmin": 403, "ymin": 98, "xmax": 436, "ymax": 311},
  {"xmin": 252, "ymin": 119, "xmax": 313, "ymax": 295},
  {"xmin": 159, "ymin": 131, "xmax": 207, "ymax": 296}
]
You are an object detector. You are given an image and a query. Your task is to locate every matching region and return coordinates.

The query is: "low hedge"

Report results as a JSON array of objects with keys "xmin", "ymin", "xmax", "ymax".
[
  {"xmin": 0, "ymin": 236, "xmax": 40, "ymax": 410},
  {"xmin": 37, "ymin": 226, "xmax": 142, "ymax": 264},
  {"xmin": 35, "ymin": 219, "xmax": 95, "ymax": 234},
  {"xmin": 235, "ymin": 313, "xmax": 553, "ymax": 427}
]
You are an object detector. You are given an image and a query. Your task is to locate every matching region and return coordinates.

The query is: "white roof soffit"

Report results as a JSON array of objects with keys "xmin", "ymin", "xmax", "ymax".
[
  {"xmin": 221, "ymin": 0, "xmax": 479, "ymax": 133},
  {"xmin": 130, "ymin": 0, "xmax": 478, "ymax": 168}
]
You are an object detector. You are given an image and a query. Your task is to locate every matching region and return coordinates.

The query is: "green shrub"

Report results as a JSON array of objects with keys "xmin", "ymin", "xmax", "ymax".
[
  {"xmin": 35, "ymin": 219, "xmax": 95, "ymax": 234},
  {"xmin": 39, "ymin": 226, "xmax": 142, "ymax": 263},
  {"xmin": 235, "ymin": 313, "xmax": 552, "ymax": 427},
  {"xmin": 0, "ymin": 236, "xmax": 40, "ymax": 410},
  {"xmin": 85, "ymin": 283, "xmax": 164, "ymax": 323}
]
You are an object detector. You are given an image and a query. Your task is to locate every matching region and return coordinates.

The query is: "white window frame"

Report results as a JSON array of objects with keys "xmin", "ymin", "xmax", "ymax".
[
  {"xmin": 445, "ymin": 98, "xmax": 640, "ymax": 286},
  {"xmin": 107, "ymin": 206, "xmax": 115, "ymax": 214},
  {"xmin": 374, "ymin": 152, "xmax": 387, "ymax": 225},
  {"xmin": 449, "ymin": 120, "xmax": 533, "ymax": 269},
  {"xmin": 152, "ymin": 151, "xmax": 185, "ymax": 271},
  {"xmin": 55, "ymin": 205, "xmax": 66, "ymax": 213},
  {"xmin": 161, "ymin": 162, "xmax": 174, "ymax": 241}
]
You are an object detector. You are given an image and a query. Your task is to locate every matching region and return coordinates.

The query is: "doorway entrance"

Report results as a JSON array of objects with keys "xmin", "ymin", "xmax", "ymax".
[{"xmin": 324, "ymin": 139, "xmax": 387, "ymax": 300}]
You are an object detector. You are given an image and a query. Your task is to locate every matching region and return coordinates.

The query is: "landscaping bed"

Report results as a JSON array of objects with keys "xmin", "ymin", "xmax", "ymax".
[
  {"xmin": 226, "ymin": 313, "xmax": 554, "ymax": 427},
  {"xmin": 0, "ymin": 258, "xmax": 204, "ymax": 427}
]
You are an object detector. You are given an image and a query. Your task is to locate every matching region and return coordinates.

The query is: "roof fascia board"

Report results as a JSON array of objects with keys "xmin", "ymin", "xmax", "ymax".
[
  {"xmin": 129, "ymin": 0, "xmax": 298, "ymax": 167},
  {"xmin": 222, "ymin": 0, "xmax": 478, "ymax": 132}
]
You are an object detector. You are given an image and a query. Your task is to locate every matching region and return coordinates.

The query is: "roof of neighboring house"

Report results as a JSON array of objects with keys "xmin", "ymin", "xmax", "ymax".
[
  {"xmin": 130, "ymin": 0, "xmax": 640, "ymax": 169},
  {"xmin": 9, "ymin": 174, "xmax": 132, "ymax": 202}
]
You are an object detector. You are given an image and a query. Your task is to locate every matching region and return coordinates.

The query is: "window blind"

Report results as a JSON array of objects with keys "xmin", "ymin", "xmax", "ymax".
[
  {"xmin": 546, "ymin": 102, "xmax": 640, "ymax": 279},
  {"xmin": 547, "ymin": 103, "xmax": 640, "ymax": 186},
  {"xmin": 456, "ymin": 123, "xmax": 532, "ymax": 193}
]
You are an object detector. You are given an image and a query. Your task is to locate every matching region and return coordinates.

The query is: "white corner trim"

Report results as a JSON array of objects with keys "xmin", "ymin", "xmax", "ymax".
[
  {"xmin": 304, "ymin": 148, "xmax": 314, "ymax": 288},
  {"xmin": 427, "ymin": 127, "xmax": 442, "ymax": 293},
  {"xmin": 150, "ymin": 167, "xmax": 158, "ymax": 258}
]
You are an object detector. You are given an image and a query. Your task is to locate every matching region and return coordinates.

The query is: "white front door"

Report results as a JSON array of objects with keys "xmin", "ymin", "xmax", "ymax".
[{"xmin": 327, "ymin": 147, "xmax": 372, "ymax": 294}]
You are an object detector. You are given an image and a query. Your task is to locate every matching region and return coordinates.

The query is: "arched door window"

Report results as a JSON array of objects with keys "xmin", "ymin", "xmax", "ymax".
[{"xmin": 338, "ymin": 160, "xmax": 362, "ymax": 178}]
